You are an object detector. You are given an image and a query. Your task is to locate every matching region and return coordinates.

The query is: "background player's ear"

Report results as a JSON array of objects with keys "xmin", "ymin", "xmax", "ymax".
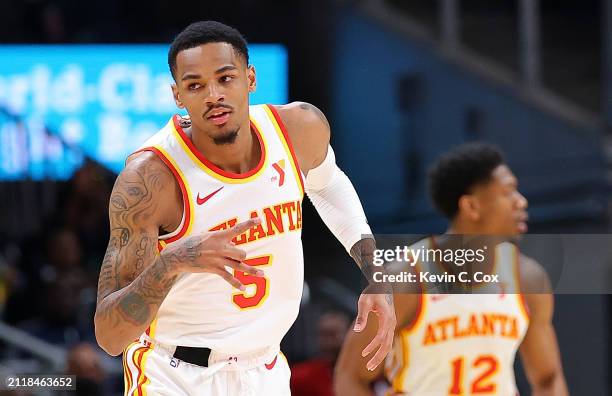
[
  {"xmin": 458, "ymin": 195, "xmax": 481, "ymax": 222},
  {"xmin": 172, "ymin": 84, "xmax": 185, "ymax": 109},
  {"xmin": 247, "ymin": 65, "xmax": 257, "ymax": 93}
]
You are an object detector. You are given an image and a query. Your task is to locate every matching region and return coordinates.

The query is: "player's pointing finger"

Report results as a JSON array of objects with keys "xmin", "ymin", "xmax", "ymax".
[{"xmin": 222, "ymin": 218, "xmax": 261, "ymax": 238}]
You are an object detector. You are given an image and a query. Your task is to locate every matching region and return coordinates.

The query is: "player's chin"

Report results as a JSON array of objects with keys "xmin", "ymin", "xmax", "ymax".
[
  {"xmin": 211, "ymin": 128, "xmax": 239, "ymax": 145},
  {"xmin": 515, "ymin": 221, "xmax": 528, "ymax": 234}
]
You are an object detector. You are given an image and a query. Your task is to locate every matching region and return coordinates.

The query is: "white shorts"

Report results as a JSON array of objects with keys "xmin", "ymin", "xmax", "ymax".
[{"xmin": 123, "ymin": 336, "xmax": 291, "ymax": 396}]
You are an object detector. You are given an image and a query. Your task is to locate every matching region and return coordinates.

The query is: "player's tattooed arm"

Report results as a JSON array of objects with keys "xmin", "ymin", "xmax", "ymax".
[
  {"xmin": 94, "ymin": 153, "xmax": 181, "ymax": 356},
  {"xmin": 349, "ymin": 238, "xmax": 396, "ymax": 371},
  {"xmin": 350, "ymin": 238, "xmax": 393, "ymax": 305},
  {"xmin": 350, "ymin": 239, "xmax": 376, "ymax": 286},
  {"xmin": 95, "ymin": 153, "xmax": 261, "ymax": 356}
]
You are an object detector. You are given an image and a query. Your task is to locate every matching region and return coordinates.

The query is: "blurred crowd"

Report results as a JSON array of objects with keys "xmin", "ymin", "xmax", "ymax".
[
  {"xmin": 0, "ymin": 160, "xmax": 355, "ymax": 396},
  {"xmin": 0, "ymin": 161, "xmax": 116, "ymax": 394}
]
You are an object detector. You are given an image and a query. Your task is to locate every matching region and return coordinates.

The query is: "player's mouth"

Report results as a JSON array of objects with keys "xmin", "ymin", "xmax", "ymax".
[
  {"xmin": 516, "ymin": 213, "xmax": 529, "ymax": 233},
  {"xmin": 206, "ymin": 108, "xmax": 232, "ymax": 126}
]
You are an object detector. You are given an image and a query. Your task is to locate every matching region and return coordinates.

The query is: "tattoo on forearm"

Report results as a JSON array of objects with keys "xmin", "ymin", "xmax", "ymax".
[
  {"xmin": 180, "ymin": 237, "xmax": 202, "ymax": 267},
  {"xmin": 95, "ymin": 158, "xmax": 180, "ymax": 329},
  {"xmin": 115, "ymin": 254, "xmax": 178, "ymax": 325},
  {"xmin": 350, "ymin": 238, "xmax": 379, "ymax": 282},
  {"xmin": 118, "ymin": 292, "xmax": 149, "ymax": 324},
  {"xmin": 351, "ymin": 238, "xmax": 393, "ymax": 305}
]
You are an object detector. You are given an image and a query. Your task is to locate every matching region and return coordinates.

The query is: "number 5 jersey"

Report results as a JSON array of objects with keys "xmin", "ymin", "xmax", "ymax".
[{"xmin": 134, "ymin": 104, "xmax": 304, "ymax": 353}]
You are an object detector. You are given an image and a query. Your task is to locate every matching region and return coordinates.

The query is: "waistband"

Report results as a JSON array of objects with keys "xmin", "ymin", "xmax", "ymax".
[{"xmin": 139, "ymin": 335, "xmax": 280, "ymax": 371}]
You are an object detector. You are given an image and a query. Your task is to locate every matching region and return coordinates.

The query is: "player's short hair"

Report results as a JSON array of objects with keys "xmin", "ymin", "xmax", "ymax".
[
  {"xmin": 428, "ymin": 143, "xmax": 505, "ymax": 219},
  {"xmin": 168, "ymin": 21, "xmax": 249, "ymax": 79}
]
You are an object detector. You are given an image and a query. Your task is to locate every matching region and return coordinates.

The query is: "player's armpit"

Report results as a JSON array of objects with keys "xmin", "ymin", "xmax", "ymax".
[
  {"xmin": 273, "ymin": 102, "xmax": 330, "ymax": 173},
  {"xmin": 94, "ymin": 152, "xmax": 181, "ymax": 356}
]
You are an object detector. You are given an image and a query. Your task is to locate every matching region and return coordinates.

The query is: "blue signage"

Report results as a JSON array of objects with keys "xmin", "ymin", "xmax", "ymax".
[{"xmin": 0, "ymin": 44, "xmax": 288, "ymax": 180}]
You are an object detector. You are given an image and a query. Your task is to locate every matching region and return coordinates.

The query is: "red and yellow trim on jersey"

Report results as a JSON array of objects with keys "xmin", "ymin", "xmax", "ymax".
[
  {"xmin": 130, "ymin": 343, "xmax": 153, "ymax": 396},
  {"xmin": 264, "ymin": 104, "xmax": 305, "ymax": 197},
  {"xmin": 391, "ymin": 329, "xmax": 410, "ymax": 393},
  {"xmin": 123, "ymin": 340, "xmax": 153, "ymax": 396},
  {"xmin": 388, "ymin": 262, "xmax": 427, "ymax": 393},
  {"xmin": 122, "ymin": 343, "xmax": 135, "ymax": 395},
  {"xmin": 132, "ymin": 145, "xmax": 194, "ymax": 246},
  {"xmin": 513, "ymin": 246, "xmax": 531, "ymax": 322},
  {"xmin": 136, "ymin": 146, "xmax": 191, "ymax": 340},
  {"xmin": 171, "ymin": 114, "xmax": 268, "ymax": 184},
  {"xmin": 144, "ymin": 317, "xmax": 158, "ymax": 339}
]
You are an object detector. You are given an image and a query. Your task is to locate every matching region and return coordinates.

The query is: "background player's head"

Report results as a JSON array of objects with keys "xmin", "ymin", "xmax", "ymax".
[
  {"xmin": 317, "ymin": 311, "xmax": 350, "ymax": 363},
  {"xmin": 168, "ymin": 21, "xmax": 256, "ymax": 145},
  {"xmin": 428, "ymin": 143, "xmax": 528, "ymax": 235}
]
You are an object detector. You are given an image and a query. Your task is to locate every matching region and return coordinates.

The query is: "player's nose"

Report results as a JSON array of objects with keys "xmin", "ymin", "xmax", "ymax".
[
  {"xmin": 516, "ymin": 191, "xmax": 528, "ymax": 210},
  {"xmin": 204, "ymin": 83, "xmax": 225, "ymax": 104}
]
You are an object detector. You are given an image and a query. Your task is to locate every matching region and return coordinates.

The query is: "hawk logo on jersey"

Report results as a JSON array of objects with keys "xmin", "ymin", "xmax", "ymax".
[{"xmin": 271, "ymin": 159, "xmax": 285, "ymax": 187}]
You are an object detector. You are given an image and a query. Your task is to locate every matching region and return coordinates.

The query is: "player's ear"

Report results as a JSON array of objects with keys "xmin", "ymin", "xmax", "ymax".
[
  {"xmin": 247, "ymin": 65, "xmax": 256, "ymax": 93},
  {"xmin": 458, "ymin": 195, "xmax": 480, "ymax": 222},
  {"xmin": 172, "ymin": 84, "xmax": 185, "ymax": 109}
]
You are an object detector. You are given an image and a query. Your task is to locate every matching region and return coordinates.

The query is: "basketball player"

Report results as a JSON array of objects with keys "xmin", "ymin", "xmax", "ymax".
[
  {"xmin": 334, "ymin": 143, "xmax": 569, "ymax": 395},
  {"xmin": 93, "ymin": 21, "xmax": 395, "ymax": 395}
]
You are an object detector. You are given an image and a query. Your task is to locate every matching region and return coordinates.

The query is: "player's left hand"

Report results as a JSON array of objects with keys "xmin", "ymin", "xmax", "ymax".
[{"xmin": 354, "ymin": 289, "xmax": 396, "ymax": 371}]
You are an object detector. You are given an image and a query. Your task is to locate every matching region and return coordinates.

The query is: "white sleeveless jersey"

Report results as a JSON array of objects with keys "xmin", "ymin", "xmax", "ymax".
[
  {"xmin": 385, "ymin": 239, "xmax": 530, "ymax": 396},
  {"xmin": 134, "ymin": 104, "xmax": 304, "ymax": 354}
]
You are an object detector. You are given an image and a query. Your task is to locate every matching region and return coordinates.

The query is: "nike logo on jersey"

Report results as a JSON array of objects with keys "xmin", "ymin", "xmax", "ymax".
[
  {"xmin": 197, "ymin": 186, "xmax": 224, "ymax": 205},
  {"xmin": 265, "ymin": 356, "xmax": 278, "ymax": 370}
]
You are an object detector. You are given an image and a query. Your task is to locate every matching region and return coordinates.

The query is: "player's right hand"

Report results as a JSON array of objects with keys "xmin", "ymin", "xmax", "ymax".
[{"xmin": 162, "ymin": 218, "xmax": 263, "ymax": 290}]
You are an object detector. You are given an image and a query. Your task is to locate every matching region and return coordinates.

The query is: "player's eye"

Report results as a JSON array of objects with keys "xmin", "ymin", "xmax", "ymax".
[
  {"xmin": 220, "ymin": 75, "xmax": 233, "ymax": 83},
  {"xmin": 188, "ymin": 83, "xmax": 202, "ymax": 91}
]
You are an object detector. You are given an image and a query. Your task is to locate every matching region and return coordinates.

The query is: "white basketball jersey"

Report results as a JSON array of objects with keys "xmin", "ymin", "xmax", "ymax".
[
  {"xmin": 134, "ymin": 104, "xmax": 304, "ymax": 354},
  {"xmin": 385, "ymin": 239, "xmax": 530, "ymax": 396}
]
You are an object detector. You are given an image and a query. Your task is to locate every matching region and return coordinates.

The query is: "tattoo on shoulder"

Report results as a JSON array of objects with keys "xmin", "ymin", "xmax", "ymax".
[
  {"xmin": 97, "ymin": 161, "xmax": 171, "ymax": 303},
  {"xmin": 299, "ymin": 102, "xmax": 329, "ymax": 128}
]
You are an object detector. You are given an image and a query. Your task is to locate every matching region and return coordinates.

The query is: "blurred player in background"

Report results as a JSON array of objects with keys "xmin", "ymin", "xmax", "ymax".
[
  {"xmin": 334, "ymin": 143, "xmax": 568, "ymax": 395},
  {"xmin": 94, "ymin": 21, "xmax": 395, "ymax": 395}
]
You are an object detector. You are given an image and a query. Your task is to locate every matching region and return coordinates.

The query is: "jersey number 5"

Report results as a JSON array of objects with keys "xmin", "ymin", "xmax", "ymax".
[
  {"xmin": 449, "ymin": 355, "xmax": 498, "ymax": 395},
  {"xmin": 232, "ymin": 255, "xmax": 273, "ymax": 309}
]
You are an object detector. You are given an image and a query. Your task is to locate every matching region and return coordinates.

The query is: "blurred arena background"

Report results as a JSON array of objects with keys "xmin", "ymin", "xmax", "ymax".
[{"xmin": 0, "ymin": 0, "xmax": 610, "ymax": 394}]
